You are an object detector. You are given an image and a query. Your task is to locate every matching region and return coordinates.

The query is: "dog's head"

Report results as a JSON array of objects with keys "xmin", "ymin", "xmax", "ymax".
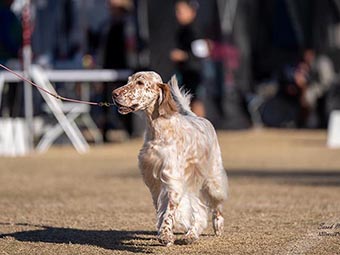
[{"xmin": 112, "ymin": 71, "xmax": 178, "ymax": 117}]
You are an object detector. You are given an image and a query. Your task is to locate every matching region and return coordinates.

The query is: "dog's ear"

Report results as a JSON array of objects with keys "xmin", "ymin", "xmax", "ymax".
[{"xmin": 157, "ymin": 83, "xmax": 178, "ymax": 117}]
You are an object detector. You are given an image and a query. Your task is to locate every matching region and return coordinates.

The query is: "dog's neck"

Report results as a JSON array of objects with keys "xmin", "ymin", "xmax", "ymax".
[
  {"xmin": 143, "ymin": 98, "xmax": 161, "ymax": 121},
  {"xmin": 143, "ymin": 99, "xmax": 177, "ymax": 141}
]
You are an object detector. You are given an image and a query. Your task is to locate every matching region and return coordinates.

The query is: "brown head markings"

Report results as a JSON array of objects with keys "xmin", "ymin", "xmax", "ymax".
[{"xmin": 112, "ymin": 71, "xmax": 178, "ymax": 117}]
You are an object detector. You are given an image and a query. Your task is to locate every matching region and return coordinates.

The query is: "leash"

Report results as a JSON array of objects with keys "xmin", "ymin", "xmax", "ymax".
[{"xmin": 0, "ymin": 63, "xmax": 115, "ymax": 107}]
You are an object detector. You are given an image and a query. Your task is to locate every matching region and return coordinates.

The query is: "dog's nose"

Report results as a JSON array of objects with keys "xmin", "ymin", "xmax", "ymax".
[{"xmin": 112, "ymin": 90, "xmax": 119, "ymax": 98}]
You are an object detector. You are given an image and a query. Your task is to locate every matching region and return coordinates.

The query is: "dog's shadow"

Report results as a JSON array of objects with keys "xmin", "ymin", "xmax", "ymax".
[{"xmin": 0, "ymin": 223, "xmax": 158, "ymax": 253}]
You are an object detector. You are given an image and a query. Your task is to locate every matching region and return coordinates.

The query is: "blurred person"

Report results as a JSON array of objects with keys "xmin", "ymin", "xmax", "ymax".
[
  {"xmin": 248, "ymin": 0, "xmax": 338, "ymax": 128},
  {"xmin": 0, "ymin": 0, "xmax": 21, "ymax": 64},
  {"xmin": 248, "ymin": 0, "xmax": 323, "ymax": 93},
  {"xmin": 0, "ymin": 0, "xmax": 23, "ymax": 117},
  {"xmin": 102, "ymin": 0, "xmax": 135, "ymax": 70},
  {"xmin": 261, "ymin": 48, "xmax": 337, "ymax": 129},
  {"xmin": 96, "ymin": 0, "xmax": 136, "ymax": 142},
  {"xmin": 170, "ymin": 0, "xmax": 205, "ymax": 117},
  {"xmin": 302, "ymin": 49, "xmax": 336, "ymax": 128},
  {"xmin": 260, "ymin": 62, "xmax": 311, "ymax": 128}
]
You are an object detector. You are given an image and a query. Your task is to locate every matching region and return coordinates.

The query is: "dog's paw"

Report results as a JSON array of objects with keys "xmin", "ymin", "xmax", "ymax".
[
  {"xmin": 180, "ymin": 230, "xmax": 198, "ymax": 245},
  {"xmin": 158, "ymin": 229, "xmax": 175, "ymax": 246}
]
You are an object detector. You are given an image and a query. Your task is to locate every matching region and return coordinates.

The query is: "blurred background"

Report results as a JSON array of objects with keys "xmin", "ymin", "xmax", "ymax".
[{"xmin": 1, "ymin": 0, "xmax": 340, "ymax": 147}]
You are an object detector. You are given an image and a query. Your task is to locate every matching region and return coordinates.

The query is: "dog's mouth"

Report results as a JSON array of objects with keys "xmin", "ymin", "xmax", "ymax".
[{"xmin": 113, "ymin": 100, "xmax": 137, "ymax": 114}]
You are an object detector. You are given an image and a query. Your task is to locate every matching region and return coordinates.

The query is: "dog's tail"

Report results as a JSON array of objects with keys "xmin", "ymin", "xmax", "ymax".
[{"xmin": 168, "ymin": 75, "xmax": 196, "ymax": 116}]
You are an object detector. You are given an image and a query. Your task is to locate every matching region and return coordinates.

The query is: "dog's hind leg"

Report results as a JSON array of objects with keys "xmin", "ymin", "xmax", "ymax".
[
  {"xmin": 212, "ymin": 204, "xmax": 224, "ymax": 236},
  {"xmin": 204, "ymin": 166, "xmax": 228, "ymax": 236},
  {"xmin": 181, "ymin": 195, "xmax": 208, "ymax": 244}
]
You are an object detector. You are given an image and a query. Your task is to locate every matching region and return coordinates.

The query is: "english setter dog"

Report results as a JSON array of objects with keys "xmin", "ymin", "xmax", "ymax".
[{"xmin": 112, "ymin": 71, "xmax": 228, "ymax": 246}]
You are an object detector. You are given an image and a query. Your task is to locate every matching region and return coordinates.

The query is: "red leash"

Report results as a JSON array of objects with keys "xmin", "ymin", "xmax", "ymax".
[{"xmin": 0, "ymin": 63, "xmax": 114, "ymax": 107}]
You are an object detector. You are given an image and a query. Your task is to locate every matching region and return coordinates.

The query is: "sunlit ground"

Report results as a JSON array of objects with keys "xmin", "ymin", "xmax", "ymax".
[{"xmin": 0, "ymin": 129, "xmax": 339, "ymax": 254}]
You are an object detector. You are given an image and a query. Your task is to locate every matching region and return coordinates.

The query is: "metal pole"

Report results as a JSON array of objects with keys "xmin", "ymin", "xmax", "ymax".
[{"xmin": 22, "ymin": 0, "xmax": 34, "ymax": 151}]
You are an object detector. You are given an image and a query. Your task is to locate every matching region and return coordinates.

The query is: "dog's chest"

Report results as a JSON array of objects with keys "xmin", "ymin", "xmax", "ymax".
[{"xmin": 139, "ymin": 141, "xmax": 163, "ymax": 170}]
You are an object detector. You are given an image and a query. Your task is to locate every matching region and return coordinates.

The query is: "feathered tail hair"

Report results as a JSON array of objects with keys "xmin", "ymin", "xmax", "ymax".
[{"xmin": 168, "ymin": 75, "xmax": 196, "ymax": 116}]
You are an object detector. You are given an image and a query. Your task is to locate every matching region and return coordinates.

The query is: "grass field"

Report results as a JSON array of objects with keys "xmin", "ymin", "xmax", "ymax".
[{"xmin": 0, "ymin": 129, "xmax": 340, "ymax": 254}]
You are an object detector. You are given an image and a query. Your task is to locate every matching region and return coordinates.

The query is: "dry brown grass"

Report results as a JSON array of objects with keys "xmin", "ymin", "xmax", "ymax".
[{"xmin": 0, "ymin": 129, "xmax": 340, "ymax": 254}]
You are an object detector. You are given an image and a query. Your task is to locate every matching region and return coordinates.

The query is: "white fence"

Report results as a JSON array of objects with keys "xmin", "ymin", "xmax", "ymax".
[{"xmin": 0, "ymin": 66, "xmax": 131, "ymax": 156}]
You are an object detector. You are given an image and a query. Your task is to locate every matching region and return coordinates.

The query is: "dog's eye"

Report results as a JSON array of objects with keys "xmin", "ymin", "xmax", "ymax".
[{"xmin": 137, "ymin": 80, "xmax": 144, "ymax": 86}]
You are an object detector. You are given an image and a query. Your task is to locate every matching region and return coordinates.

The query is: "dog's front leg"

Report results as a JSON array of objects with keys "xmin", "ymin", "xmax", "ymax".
[{"xmin": 157, "ymin": 169, "xmax": 183, "ymax": 246}]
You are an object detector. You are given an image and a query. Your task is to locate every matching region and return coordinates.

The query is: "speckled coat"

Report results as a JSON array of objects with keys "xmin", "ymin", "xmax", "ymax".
[{"xmin": 112, "ymin": 72, "xmax": 228, "ymax": 246}]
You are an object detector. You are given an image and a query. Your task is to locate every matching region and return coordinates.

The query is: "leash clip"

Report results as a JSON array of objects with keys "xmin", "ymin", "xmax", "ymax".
[{"xmin": 98, "ymin": 102, "xmax": 113, "ymax": 107}]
